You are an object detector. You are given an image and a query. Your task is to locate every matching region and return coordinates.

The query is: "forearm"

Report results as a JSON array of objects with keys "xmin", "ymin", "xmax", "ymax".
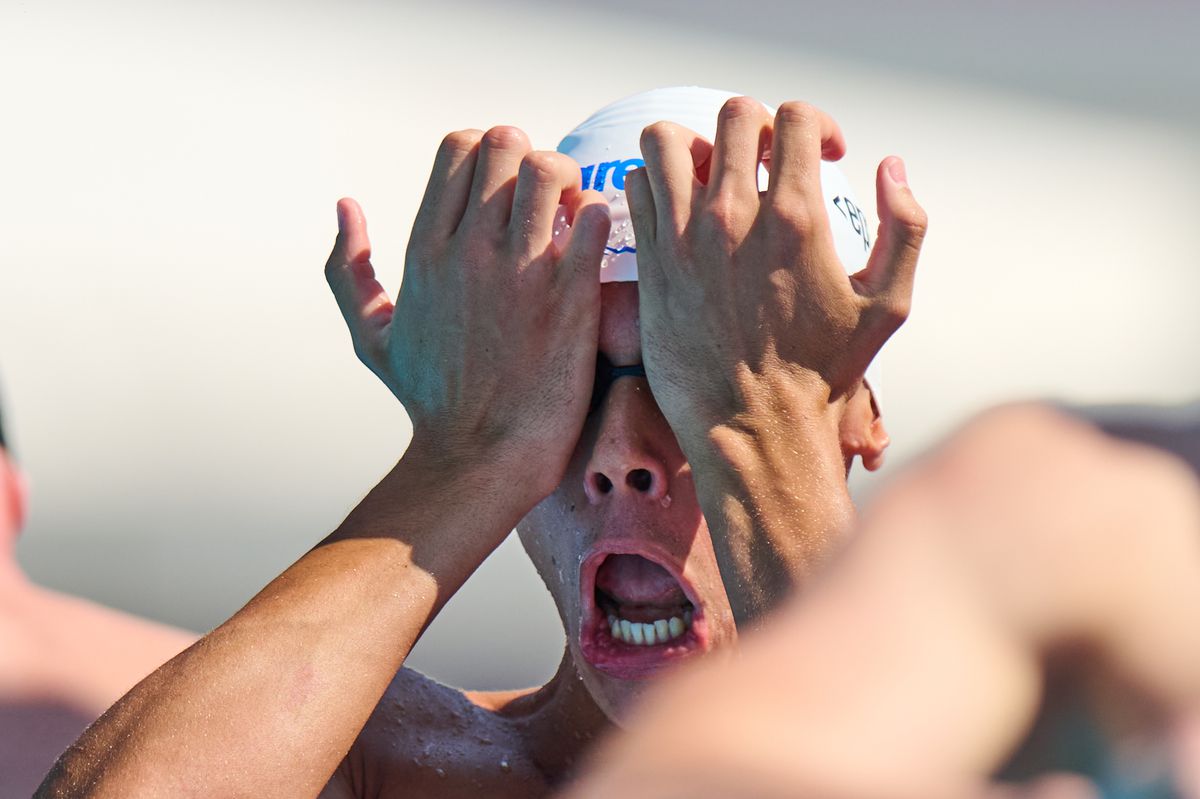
[
  {"xmin": 40, "ymin": 449, "xmax": 530, "ymax": 799},
  {"xmin": 680, "ymin": 378, "xmax": 855, "ymax": 626}
]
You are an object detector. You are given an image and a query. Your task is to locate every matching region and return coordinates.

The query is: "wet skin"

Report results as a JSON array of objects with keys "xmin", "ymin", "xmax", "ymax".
[
  {"xmin": 327, "ymin": 282, "xmax": 874, "ymax": 797},
  {"xmin": 326, "ymin": 283, "xmax": 732, "ymax": 797}
]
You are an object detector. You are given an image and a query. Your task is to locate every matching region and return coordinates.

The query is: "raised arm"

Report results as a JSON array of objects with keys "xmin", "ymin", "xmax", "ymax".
[
  {"xmin": 625, "ymin": 97, "xmax": 928, "ymax": 624},
  {"xmin": 38, "ymin": 128, "xmax": 611, "ymax": 799}
]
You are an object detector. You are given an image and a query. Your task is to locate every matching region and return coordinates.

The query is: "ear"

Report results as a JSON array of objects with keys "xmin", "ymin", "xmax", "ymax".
[
  {"xmin": 0, "ymin": 452, "xmax": 28, "ymax": 537},
  {"xmin": 838, "ymin": 381, "xmax": 890, "ymax": 472}
]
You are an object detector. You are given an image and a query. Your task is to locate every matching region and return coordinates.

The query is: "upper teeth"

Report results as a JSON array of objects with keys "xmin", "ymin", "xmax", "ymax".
[{"xmin": 608, "ymin": 612, "xmax": 692, "ymax": 646}]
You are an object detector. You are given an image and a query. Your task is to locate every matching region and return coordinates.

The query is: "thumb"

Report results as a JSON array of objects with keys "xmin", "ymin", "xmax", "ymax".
[
  {"xmin": 325, "ymin": 198, "xmax": 393, "ymax": 367},
  {"xmin": 857, "ymin": 157, "xmax": 928, "ymax": 329}
]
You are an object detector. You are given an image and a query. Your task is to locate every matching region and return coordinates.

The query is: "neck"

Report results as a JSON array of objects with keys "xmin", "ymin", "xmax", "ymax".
[{"xmin": 499, "ymin": 648, "xmax": 613, "ymax": 786}]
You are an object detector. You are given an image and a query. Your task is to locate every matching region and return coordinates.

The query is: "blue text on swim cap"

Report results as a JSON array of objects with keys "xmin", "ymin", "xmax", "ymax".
[{"xmin": 580, "ymin": 158, "xmax": 644, "ymax": 192}]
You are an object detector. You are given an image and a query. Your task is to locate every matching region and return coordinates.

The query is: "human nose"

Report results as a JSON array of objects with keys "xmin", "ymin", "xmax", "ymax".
[{"xmin": 583, "ymin": 379, "xmax": 670, "ymax": 504}]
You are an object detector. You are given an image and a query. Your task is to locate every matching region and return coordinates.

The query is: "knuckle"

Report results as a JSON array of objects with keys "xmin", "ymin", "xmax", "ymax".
[
  {"xmin": 440, "ymin": 128, "xmax": 483, "ymax": 157},
  {"xmin": 776, "ymin": 101, "xmax": 817, "ymax": 127},
  {"xmin": 876, "ymin": 293, "xmax": 912, "ymax": 326},
  {"xmin": 897, "ymin": 204, "xmax": 929, "ymax": 244},
  {"xmin": 640, "ymin": 121, "xmax": 679, "ymax": 150},
  {"xmin": 766, "ymin": 200, "xmax": 815, "ymax": 237},
  {"xmin": 323, "ymin": 254, "xmax": 341, "ymax": 281},
  {"xmin": 576, "ymin": 188, "xmax": 608, "ymax": 210},
  {"xmin": 719, "ymin": 95, "xmax": 764, "ymax": 121},
  {"xmin": 482, "ymin": 125, "xmax": 528, "ymax": 150},
  {"xmin": 520, "ymin": 150, "xmax": 562, "ymax": 183},
  {"xmin": 462, "ymin": 224, "xmax": 506, "ymax": 255},
  {"xmin": 703, "ymin": 193, "xmax": 744, "ymax": 229}
]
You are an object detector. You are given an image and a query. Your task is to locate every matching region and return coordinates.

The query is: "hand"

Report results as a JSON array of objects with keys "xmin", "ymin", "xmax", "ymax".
[
  {"xmin": 625, "ymin": 97, "xmax": 928, "ymax": 443},
  {"xmin": 325, "ymin": 127, "xmax": 611, "ymax": 502}
]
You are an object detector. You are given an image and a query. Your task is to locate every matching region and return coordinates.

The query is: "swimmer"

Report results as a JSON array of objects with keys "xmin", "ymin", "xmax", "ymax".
[
  {"xmin": 38, "ymin": 87, "xmax": 927, "ymax": 798},
  {"xmin": 0, "ymin": 392, "xmax": 196, "ymax": 796}
]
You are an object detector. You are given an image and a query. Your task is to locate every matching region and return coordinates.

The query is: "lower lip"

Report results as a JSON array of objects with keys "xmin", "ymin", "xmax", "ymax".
[{"xmin": 579, "ymin": 608, "xmax": 706, "ymax": 680}]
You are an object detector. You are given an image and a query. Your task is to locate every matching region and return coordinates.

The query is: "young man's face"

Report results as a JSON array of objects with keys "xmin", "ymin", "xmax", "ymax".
[{"xmin": 517, "ymin": 282, "xmax": 738, "ymax": 720}]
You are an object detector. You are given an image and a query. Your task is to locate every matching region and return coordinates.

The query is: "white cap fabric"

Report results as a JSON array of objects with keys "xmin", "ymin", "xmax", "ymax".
[
  {"xmin": 556, "ymin": 86, "xmax": 873, "ymax": 283},
  {"xmin": 556, "ymin": 86, "xmax": 882, "ymax": 392}
]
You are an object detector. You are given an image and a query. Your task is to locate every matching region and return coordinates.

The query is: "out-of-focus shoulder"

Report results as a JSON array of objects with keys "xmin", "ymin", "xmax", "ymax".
[{"xmin": 1062, "ymin": 400, "xmax": 1200, "ymax": 474}]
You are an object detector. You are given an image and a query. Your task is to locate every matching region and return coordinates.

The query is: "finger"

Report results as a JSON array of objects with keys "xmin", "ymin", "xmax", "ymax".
[
  {"xmin": 412, "ymin": 129, "xmax": 484, "ymax": 241},
  {"xmin": 707, "ymin": 96, "xmax": 773, "ymax": 204},
  {"xmin": 623, "ymin": 166, "xmax": 663, "ymax": 290},
  {"xmin": 325, "ymin": 198, "xmax": 393, "ymax": 365},
  {"xmin": 624, "ymin": 164, "xmax": 656, "ymax": 242},
  {"xmin": 556, "ymin": 188, "xmax": 611, "ymax": 291},
  {"xmin": 856, "ymin": 157, "xmax": 927, "ymax": 327},
  {"xmin": 766, "ymin": 101, "xmax": 846, "ymax": 213},
  {"xmin": 638, "ymin": 121, "xmax": 708, "ymax": 234},
  {"xmin": 509, "ymin": 150, "xmax": 585, "ymax": 257},
  {"xmin": 464, "ymin": 125, "xmax": 532, "ymax": 230}
]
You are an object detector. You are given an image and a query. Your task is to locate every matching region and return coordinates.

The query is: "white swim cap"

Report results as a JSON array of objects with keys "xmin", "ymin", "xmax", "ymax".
[
  {"xmin": 556, "ymin": 86, "xmax": 873, "ymax": 283},
  {"xmin": 556, "ymin": 86, "xmax": 882, "ymax": 392}
]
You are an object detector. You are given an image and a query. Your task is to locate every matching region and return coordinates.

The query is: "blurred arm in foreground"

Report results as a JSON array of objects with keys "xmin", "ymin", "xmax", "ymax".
[{"xmin": 564, "ymin": 403, "xmax": 1200, "ymax": 799}]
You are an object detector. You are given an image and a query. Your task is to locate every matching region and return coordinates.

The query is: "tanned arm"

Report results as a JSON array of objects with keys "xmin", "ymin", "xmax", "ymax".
[{"xmin": 38, "ymin": 127, "xmax": 611, "ymax": 799}]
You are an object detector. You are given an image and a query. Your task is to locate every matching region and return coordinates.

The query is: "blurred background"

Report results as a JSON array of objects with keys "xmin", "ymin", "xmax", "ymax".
[{"xmin": 2, "ymin": 0, "xmax": 1197, "ymax": 690}]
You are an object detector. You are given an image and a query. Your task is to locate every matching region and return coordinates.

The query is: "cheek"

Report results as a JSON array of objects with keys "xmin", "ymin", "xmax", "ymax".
[{"xmin": 520, "ymin": 497, "xmax": 595, "ymax": 627}]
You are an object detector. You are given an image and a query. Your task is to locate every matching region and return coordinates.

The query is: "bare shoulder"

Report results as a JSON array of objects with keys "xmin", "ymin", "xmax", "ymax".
[{"xmin": 330, "ymin": 667, "xmax": 550, "ymax": 799}]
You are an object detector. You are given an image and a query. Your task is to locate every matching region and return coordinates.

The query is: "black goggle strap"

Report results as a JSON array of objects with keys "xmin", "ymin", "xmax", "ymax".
[{"xmin": 589, "ymin": 355, "xmax": 647, "ymax": 413}]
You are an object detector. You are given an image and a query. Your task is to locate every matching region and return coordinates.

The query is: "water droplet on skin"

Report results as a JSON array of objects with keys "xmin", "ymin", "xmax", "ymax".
[{"xmin": 661, "ymin": 494, "xmax": 673, "ymax": 508}]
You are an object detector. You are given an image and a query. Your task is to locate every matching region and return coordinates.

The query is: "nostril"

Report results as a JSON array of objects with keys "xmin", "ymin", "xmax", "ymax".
[
  {"xmin": 594, "ymin": 473, "xmax": 614, "ymax": 494},
  {"xmin": 627, "ymin": 469, "xmax": 653, "ymax": 493}
]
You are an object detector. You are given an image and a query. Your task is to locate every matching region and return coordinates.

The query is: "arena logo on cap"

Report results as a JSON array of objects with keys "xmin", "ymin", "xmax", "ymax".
[
  {"xmin": 833, "ymin": 196, "xmax": 871, "ymax": 252},
  {"xmin": 579, "ymin": 158, "xmax": 644, "ymax": 192}
]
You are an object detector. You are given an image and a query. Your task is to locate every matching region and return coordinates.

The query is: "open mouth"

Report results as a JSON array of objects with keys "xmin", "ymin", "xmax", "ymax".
[{"xmin": 579, "ymin": 550, "xmax": 708, "ymax": 680}]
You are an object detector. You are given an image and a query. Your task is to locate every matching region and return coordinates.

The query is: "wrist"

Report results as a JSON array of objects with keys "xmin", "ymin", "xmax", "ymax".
[
  {"xmin": 679, "ymin": 374, "xmax": 856, "ymax": 623},
  {"xmin": 400, "ymin": 431, "xmax": 550, "ymax": 517},
  {"xmin": 327, "ymin": 435, "xmax": 541, "ymax": 593},
  {"xmin": 674, "ymin": 367, "xmax": 845, "ymax": 471},
  {"xmin": 695, "ymin": 408, "xmax": 850, "ymax": 527}
]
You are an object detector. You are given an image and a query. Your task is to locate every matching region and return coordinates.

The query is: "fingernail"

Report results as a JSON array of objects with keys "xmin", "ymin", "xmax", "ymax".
[
  {"xmin": 336, "ymin": 202, "xmax": 347, "ymax": 233},
  {"xmin": 887, "ymin": 158, "xmax": 908, "ymax": 187}
]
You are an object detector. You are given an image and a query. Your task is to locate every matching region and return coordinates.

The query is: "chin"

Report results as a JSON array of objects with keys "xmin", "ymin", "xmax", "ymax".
[{"xmin": 579, "ymin": 666, "xmax": 656, "ymax": 725}]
